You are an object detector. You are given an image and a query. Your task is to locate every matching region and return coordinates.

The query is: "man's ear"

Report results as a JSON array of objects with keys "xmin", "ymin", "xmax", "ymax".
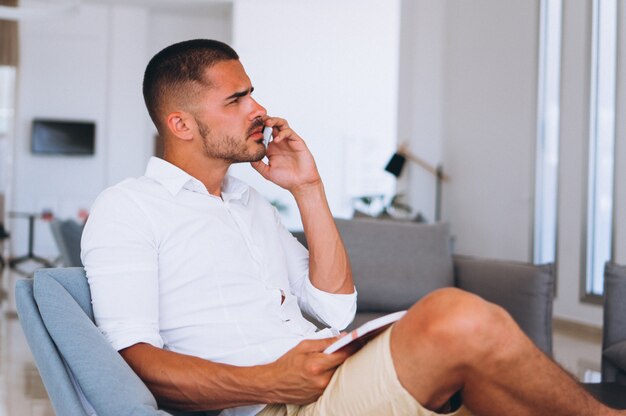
[{"xmin": 165, "ymin": 112, "xmax": 194, "ymax": 141}]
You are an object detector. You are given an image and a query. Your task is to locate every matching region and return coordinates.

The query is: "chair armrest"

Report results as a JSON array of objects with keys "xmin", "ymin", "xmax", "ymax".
[{"xmin": 453, "ymin": 255, "xmax": 554, "ymax": 356}]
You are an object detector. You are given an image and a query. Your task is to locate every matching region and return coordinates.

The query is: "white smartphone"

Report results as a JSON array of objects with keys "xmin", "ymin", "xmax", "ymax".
[{"xmin": 263, "ymin": 126, "xmax": 273, "ymax": 147}]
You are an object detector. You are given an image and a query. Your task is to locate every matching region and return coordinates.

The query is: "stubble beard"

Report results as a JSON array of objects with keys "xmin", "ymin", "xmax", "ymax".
[{"xmin": 196, "ymin": 118, "xmax": 266, "ymax": 163}]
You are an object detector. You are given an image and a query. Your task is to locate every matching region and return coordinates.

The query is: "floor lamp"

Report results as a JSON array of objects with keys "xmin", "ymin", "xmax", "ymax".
[{"xmin": 384, "ymin": 145, "xmax": 450, "ymax": 222}]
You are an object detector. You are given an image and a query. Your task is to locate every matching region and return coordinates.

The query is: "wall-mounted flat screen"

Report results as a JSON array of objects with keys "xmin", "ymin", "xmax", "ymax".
[{"xmin": 31, "ymin": 119, "xmax": 96, "ymax": 155}]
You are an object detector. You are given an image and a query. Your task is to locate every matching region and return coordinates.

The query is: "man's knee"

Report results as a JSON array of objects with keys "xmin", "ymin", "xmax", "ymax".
[{"xmin": 401, "ymin": 288, "xmax": 516, "ymax": 357}]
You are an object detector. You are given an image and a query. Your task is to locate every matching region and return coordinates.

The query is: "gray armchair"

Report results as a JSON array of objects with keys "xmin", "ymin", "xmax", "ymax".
[
  {"xmin": 294, "ymin": 218, "xmax": 554, "ymax": 355},
  {"xmin": 602, "ymin": 262, "xmax": 626, "ymax": 383},
  {"xmin": 15, "ymin": 268, "xmax": 218, "ymax": 416}
]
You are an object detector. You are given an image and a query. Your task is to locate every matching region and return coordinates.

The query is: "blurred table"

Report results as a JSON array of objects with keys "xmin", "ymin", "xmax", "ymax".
[{"xmin": 8, "ymin": 212, "xmax": 54, "ymax": 272}]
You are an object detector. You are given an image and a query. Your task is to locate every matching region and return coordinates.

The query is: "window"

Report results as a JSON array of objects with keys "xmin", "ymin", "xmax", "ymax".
[
  {"xmin": 534, "ymin": 0, "xmax": 562, "ymax": 265},
  {"xmin": 583, "ymin": 0, "xmax": 617, "ymax": 298}
]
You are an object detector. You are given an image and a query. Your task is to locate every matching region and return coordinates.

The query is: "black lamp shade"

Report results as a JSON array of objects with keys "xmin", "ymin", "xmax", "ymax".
[{"xmin": 384, "ymin": 152, "xmax": 406, "ymax": 177}]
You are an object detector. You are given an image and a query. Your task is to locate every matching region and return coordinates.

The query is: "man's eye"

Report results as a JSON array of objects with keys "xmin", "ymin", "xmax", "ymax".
[{"xmin": 229, "ymin": 98, "xmax": 239, "ymax": 105}]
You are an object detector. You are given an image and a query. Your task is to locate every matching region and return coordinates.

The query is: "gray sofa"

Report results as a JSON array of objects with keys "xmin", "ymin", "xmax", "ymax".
[
  {"xmin": 294, "ymin": 218, "xmax": 555, "ymax": 355},
  {"xmin": 602, "ymin": 262, "xmax": 626, "ymax": 383},
  {"xmin": 16, "ymin": 218, "xmax": 555, "ymax": 415}
]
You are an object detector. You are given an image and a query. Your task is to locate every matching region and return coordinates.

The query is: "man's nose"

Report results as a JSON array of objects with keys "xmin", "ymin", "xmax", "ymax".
[{"xmin": 249, "ymin": 97, "xmax": 267, "ymax": 120}]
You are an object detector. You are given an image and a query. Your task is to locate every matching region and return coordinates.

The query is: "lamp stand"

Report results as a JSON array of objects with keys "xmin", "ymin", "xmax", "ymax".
[{"xmin": 435, "ymin": 165, "xmax": 443, "ymax": 222}]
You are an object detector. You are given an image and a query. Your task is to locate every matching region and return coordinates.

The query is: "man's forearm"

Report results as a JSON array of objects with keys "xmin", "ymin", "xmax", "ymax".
[
  {"xmin": 292, "ymin": 181, "xmax": 354, "ymax": 294},
  {"xmin": 120, "ymin": 343, "xmax": 274, "ymax": 411},
  {"xmin": 121, "ymin": 337, "xmax": 352, "ymax": 411}
]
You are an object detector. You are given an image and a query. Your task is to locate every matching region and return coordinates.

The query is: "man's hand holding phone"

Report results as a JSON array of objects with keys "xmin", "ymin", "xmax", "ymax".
[
  {"xmin": 253, "ymin": 116, "xmax": 355, "ymax": 296},
  {"xmin": 251, "ymin": 116, "xmax": 322, "ymax": 196}
]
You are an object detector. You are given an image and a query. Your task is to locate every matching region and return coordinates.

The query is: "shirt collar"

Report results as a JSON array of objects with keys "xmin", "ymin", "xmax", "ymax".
[{"xmin": 144, "ymin": 157, "xmax": 250, "ymax": 204}]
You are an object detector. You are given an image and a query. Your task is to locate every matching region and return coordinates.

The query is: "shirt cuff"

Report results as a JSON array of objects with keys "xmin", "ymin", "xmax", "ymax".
[{"xmin": 303, "ymin": 278, "xmax": 357, "ymax": 330}]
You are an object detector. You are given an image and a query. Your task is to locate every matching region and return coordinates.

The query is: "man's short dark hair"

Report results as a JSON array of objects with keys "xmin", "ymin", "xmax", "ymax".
[{"xmin": 143, "ymin": 39, "xmax": 239, "ymax": 133}]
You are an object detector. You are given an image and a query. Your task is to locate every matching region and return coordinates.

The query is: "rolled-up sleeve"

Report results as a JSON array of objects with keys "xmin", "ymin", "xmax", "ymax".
[
  {"xmin": 301, "ymin": 278, "xmax": 357, "ymax": 330},
  {"xmin": 81, "ymin": 187, "xmax": 163, "ymax": 351},
  {"xmin": 274, "ymin": 210, "xmax": 357, "ymax": 330}
]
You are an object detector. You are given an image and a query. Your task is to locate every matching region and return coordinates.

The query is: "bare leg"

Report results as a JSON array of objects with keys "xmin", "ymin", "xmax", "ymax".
[{"xmin": 390, "ymin": 288, "xmax": 622, "ymax": 416}]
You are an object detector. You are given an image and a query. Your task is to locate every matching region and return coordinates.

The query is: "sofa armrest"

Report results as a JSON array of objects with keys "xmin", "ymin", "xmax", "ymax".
[
  {"xmin": 453, "ymin": 255, "xmax": 554, "ymax": 356},
  {"xmin": 603, "ymin": 263, "xmax": 626, "ymax": 383}
]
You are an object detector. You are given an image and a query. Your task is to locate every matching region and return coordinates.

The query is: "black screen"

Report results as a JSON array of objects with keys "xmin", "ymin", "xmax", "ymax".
[{"xmin": 31, "ymin": 119, "xmax": 96, "ymax": 155}]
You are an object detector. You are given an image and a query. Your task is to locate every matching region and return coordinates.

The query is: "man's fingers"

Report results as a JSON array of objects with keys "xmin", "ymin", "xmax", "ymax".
[
  {"xmin": 297, "ymin": 336, "xmax": 341, "ymax": 352},
  {"xmin": 262, "ymin": 116, "xmax": 304, "ymax": 146},
  {"xmin": 299, "ymin": 337, "xmax": 356, "ymax": 361},
  {"xmin": 336, "ymin": 341, "xmax": 362, "ymax": 357},
  {"xmin": 264, "ymin": 116, "xmax": 289, "ymax": 130},
  {"xmin": 250, "ymin": 160, "xmax": 270, "ymax": 178},
  {"xmin": 321, "ymin": 347, "xmax": 353, "ymax": 366},
  {"xmin": 272, "ymin": 128, "xmax": 298, "ymax": 144}
]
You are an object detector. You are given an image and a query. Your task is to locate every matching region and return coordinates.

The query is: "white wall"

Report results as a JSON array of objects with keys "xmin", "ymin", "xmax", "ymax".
[
  {"xmin": 14, "ymin": 4, "xmax": 139, "ymax": 257},
  {"xmin": 439, "ymin": 0, "xmax": 539, "ymax": 262},
  {"xmin": 104, "ymin": 6, "xmax": 151, "ymax": 186},
  {"xmin": 10, "ymin": 0, "xmax": 625, "ymax": 326},
  {"xmin": 396, "ymin": 0, "xmax": 445, "ymax": 223},
  {"xmin": 230, "ymin": 0, "xmax": 400, "ymax": 230},
  {"xmin": 398, "ymin": 0, "xmax": 619, "ymax": 326},
  {"xmin": 418, "ymin": 0, "xmax": 623, "ymax": 327},
  {"xmin": 148, "ymin": 5, "xmax": 232, "ymax": 57},
  {"xmin": 12, "ymin": 2, "xmax": 232, "ymax": 258}
]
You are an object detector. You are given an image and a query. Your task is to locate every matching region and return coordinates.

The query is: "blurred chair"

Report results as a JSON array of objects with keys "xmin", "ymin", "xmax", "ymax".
[
  {"xmin": 603, "ymin": 262, "xmax": 626, "ymax": 384},
  {"xmin": 50, "ymin": 219, "xmax": 84, "ymax": 267},
  {"xmin": 0, "ymin": 193, "xmax": 9, "ymax": 269},
  {"xmin": 15, "ymin": 267, "xmax": 218, "ymax": 416},
  {"xmin": 0, "ymin": 221, "xmax": 9, "ymax": 270}
]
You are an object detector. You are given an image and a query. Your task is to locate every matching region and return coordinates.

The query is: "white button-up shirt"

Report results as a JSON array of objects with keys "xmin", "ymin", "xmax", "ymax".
[{"xmin": 81, "ymin": 157, "xmax": 356, "ymax": 416}]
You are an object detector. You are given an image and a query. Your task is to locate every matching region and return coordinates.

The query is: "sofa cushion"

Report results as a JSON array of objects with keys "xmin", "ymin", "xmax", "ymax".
[
  {"xmin": 604, "ymin": 340, "xmax": 626, "ymax": 372},
  {"xmin": 453, "ymin": 256, "xmax": 554, "ymax": 354},
  {"xmin": 33, "ymin": 272, "xmax": 167, "ymax": 416},
  {"xmin": 335, "ymin": 219, "xmax": 454, "ymax": 312}
]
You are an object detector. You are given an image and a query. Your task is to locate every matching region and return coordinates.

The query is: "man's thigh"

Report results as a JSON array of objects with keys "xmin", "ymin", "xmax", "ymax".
[{"xmin": 259, "ymin": 326, "xmax": 470, "ymax": 416}]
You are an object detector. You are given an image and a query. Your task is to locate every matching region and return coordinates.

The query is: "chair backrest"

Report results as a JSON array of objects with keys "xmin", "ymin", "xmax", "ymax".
[
  {"xmin": 49, "ymin": 219, "xmax": 85, "ymax": 267},
  {"xmin": 603, "ymin": 262, "xmax": 626, "ymax": 384},
  {"xmin": 16, "ymin": 273, "xmax": 88, "ymax": 416},
  {"xmin": 15, "ymin": 267, "xmax": 171, "ymax": 416}
]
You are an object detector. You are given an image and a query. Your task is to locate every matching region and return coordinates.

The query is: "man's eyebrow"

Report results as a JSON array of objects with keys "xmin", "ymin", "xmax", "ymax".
[{"xmin": 225, "ymin": 87, "xmax": 254, "ymax": 101}]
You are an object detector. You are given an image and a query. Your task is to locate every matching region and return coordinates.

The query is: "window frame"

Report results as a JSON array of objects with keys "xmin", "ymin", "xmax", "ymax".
[
  {"xmin": 580, "ymin": 0, "xmax": 618, "ymax": 303},
  {"xmin": 533, "ymin": 0, "xmax": 562, "ymax": 269}
]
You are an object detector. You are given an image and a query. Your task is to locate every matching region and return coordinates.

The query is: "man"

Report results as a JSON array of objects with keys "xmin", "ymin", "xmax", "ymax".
[{"xmin": 82, "ymin": 39, "xmax": 620, "ymax": 416}]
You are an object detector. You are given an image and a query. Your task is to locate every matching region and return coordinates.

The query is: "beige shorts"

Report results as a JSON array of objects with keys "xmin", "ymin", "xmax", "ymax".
[{"xmin": 257, "ymin": 325, "xmax": 471, "ymax": 416}]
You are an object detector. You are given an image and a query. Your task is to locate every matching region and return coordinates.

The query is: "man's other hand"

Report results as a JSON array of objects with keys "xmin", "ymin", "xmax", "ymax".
[
  {"xmin": 261, "ymin": 337, "xmax": 356, "ymax": 405},
  {"xmin": 250, "ymin": 117, "xmax": 322, "ymax": 195}
]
